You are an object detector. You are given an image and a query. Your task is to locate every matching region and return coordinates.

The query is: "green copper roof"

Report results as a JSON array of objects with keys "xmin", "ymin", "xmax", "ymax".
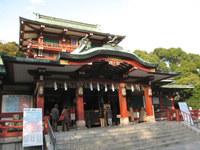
[
  {"xmin": 160, "ymin": 84, "xmax": 194, "ymax": 89},
  {"xmin": 34, "ymin": 13, "xmax": 101, "ymax": 33},
  {"xmin": 155, "ymin": 70, "xmax": 181, "ymax": 75},
  {"xmin": 58, "ymin": 46, "xmax": 159, "ymax": 68},
  {"xmin": 1, "ymin": 55, "xmax": 58, "ymax": 65},
  {"xmin": 19, "ymin": 17, "xmax": 126, "ymax": 39}
]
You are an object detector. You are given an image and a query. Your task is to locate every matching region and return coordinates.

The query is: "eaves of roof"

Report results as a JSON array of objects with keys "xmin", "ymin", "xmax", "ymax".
[
  {"xmin": 57, "ymin": 48, "xmax": 158, "ymax": 68},
  {"xmin": 19, "ymin": 17, "xmax": 126, "ymax": 39},
  {"xmin": 160, "ymin": 84, "xmax": 194, "ymax": 89},
  {"xmin": 1, "ymin": 54, "xmax": 58, "ymax": 65},
  {"xmin": 155, "ymin": 69, "xmax": 181, "ymax": 75}
]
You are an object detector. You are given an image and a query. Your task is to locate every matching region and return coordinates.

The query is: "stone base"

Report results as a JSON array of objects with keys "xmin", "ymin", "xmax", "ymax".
[
  {"xmin": 76, "ymin": 120, "xmax": 86, "ymax": 129},
  {"xmin": 146, "ymin": 115, "xmax": 156, "ymax": 122},
  {"xmin": 120, "ymin": 117, "xmax": 129, "ymax": 126}
]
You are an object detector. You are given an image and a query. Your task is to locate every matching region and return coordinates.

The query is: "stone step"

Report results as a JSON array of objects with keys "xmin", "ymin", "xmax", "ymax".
[
  {"xmin": 57, "ymin": 128, "xmax": 190, "ymax": 143},
  {"xmin": 55, "ymin": 124, "xmax": 188, "ymax": 142},
  {"xmin": 56, "ymin": 121, "xmax": 181, "ymax": 137},
  {"xmin": 55, "ymin": 122, "xmax": 185, "ymax": 140},
  {"xmin": 130, "ymin": 136, "xmax": 200, "ymax": 150},
  {"xmin": 56, "ymin": 130, "xmax": 195, "ymax": 149},
  {"xmin": 54, "ymin": 122, "xmax": 200, "ymax": 150},
  {"xmin": 92, "ymin": 134, "xmax": 200, "ymax": 150}
]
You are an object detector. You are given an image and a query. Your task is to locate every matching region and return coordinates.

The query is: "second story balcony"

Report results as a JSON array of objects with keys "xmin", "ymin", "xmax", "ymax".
[{"xmin": 28, "ymin": 40, "xmax": 78, "ymax": 53}]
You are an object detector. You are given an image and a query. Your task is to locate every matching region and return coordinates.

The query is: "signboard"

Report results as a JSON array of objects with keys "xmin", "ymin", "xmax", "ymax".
[
  {"xmin": 2, "ymin": 95, "xmax": 31, "ymax": 113},
  {"xmin": 70, "ymin": 108, "xmax": 75, "ymax": 120},
  {"xmin": 178, "ymin": 102, "xmax": 193, "ymax": 125},
  {"xmin": 23, "ymin": 108, "xmax": 43, "ymax": 148}
]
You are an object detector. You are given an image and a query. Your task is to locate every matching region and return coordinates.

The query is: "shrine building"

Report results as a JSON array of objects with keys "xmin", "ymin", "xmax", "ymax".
[{"xmin": 0, "ymin": 13, "xmax": 187, "ymax": 138}]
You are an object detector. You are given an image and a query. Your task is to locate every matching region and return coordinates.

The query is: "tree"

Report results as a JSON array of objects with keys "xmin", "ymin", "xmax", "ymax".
[
  {"xmin": 133, "ymin": 50, "xmax": 169, "ymax": 71},
  {"xmin": 134, "ymin": 48, "xmax": 200, "ymax": 109},
  {"xmin": 0, "ymin": 41, "xmax": 26, "ymax": 57}
]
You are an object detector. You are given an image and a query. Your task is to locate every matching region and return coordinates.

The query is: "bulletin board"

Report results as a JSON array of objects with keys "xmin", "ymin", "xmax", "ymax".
[{"xmin": 1, "ymin": 95, "xmax": 32, "ymax": 113}]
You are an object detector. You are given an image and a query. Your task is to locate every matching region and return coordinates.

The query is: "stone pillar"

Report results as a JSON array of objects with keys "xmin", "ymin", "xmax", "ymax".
[
  {"xmin": 144, "ymin": 87, "xmax": 155, "ymax": 122},
  {"xmin": 76, "ymin": 86, "xmax": 86, "ymax": 129},
  {"xmin": 118, "ymin": 84, "xmax": 129, "ymax": 126}
]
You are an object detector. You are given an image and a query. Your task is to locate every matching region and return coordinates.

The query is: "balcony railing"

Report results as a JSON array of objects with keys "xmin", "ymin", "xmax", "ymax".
[{"xmin": 29, "ymin": 40, "xmax": 77, "ymax": 52}]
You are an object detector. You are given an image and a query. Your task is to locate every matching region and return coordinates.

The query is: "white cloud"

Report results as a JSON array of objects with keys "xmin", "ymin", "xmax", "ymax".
[{"xmin": 30, "ymin": 0, "xmax": 45, "ymax": 4}]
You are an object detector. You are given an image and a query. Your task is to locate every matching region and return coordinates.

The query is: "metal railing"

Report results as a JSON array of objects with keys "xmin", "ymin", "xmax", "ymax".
[
  {"xmin": 47, "ymin": 118, "xmax": 56, "ymax": 150},
  {"xmin": 181, "ymin": 111, "xmax": 200, "ymax": 129}
]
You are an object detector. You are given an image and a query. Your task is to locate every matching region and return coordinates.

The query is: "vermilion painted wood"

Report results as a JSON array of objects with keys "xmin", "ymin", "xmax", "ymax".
[
  {"xmin": 44, "ymin": 116, "xmax": 50, "ymax": 134},
  {"xmin": 144, "ymin": 88, "xmax": 154, "ymax": 116},
  {"xmin": 0, "ymin": 113, "xmax": 23, "ymax": 117},
  {"xmin": 76, "ymin": 87, "xmax": 84, "ymax": 121},
  {"xmin": 37, "ymin": 92, "xmax": 44, "ymax": 117},
  {"xmin": 118, "ymin": 86, "xmax": 128, "ymax": 118}
]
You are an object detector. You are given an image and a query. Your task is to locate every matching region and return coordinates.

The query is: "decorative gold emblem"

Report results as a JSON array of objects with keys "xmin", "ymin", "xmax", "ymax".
[{"xmin": 60, "ymin": 60, "xmax": 69, "ymax": 65}]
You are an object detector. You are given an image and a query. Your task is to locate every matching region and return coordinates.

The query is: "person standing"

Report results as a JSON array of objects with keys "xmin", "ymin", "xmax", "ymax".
[
  {"xmin": 51, "ymin": 104, "xmax": 59, "ymax": 132},
  {"xmin": 61, "ymin": 106, "xmax": 71, "ymax": 132},
  {"xmin": 106, "ymin": 106, "xmax": 112, "ymax": 127},
  {"xmin": 99, "ymin": 103, "xmax": 104, "ymax": 127}
]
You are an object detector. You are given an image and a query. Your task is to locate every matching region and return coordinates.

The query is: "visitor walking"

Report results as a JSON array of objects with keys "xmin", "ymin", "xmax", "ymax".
[
  {"xmin": 61, "ymin": 106, "xmax": 71, "ymax": 132},
  {"xmin": 99, "ymin": 103, "xmax": 104, "ymax": 127},
  {"xmin": 106, "ymin": 106, "xmax": 112, "ymax": 127},
  {"xmin": 51, "ymin": 104, "xmax": 59, "ymax": 132}
]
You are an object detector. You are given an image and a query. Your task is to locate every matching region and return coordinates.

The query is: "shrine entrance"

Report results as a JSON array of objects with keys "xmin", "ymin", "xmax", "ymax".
[
  {"xmin": 43, "ymin": 87, "xmax": 76, "ymax": 125},
  {"xmin": 83, "ymin": 89, "xmax": 120, "ymax": 127}
]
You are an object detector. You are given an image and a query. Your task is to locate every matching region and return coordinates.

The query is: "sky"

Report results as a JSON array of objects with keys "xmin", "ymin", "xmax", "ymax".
[{"xmin": 0, "ymin": 0, "xmax": 200, "ymax": 55}]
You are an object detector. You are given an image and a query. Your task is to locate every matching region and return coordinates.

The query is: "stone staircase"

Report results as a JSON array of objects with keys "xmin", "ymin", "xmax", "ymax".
[{"xmin": 51, "ymin": 121, "xmax": 200, "ymax": 150}]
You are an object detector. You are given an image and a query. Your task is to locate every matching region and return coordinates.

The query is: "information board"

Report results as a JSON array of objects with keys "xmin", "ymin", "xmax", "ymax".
[
  {"xmin": 2, "ymin": 95, "xmax": 31, "ymax": 113},
  {"xmin": 23, "ymin": 108, "xmax": 43, "ymax": 148},
  {"xmin": 178, "ymin": 102, "xmax": 194, "ymax": 125}
]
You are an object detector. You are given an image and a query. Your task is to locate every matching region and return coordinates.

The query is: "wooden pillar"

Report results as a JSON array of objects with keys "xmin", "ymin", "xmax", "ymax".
[
  {"xmin": 171, "ymin": 95, "xmax": 175, "ymax": 110},
  {"xmin": 175, "ymin": 109, "xmax": 181, "ymax": 122},
  {"xmin": 76, "ymin": 86, "xmax": 85, "ymax": 129},
  {"xmin": 118, "ymin": 84, "xmax": 129, "ymax": 126},
  {"xmin": 37, "ymin": 89, "xmax": 44, "ymax": 118},
  {"xmin": 144, "ymin": 87, "xmax": 155, "ymax": 122}
]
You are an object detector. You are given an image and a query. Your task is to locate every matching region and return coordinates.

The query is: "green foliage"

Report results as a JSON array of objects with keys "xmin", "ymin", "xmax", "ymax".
[
  {"xmin": 133, "ymin": 50, "xmax": 169, "ymax": 71},
  {"xmin": 186, "ymin": 83, "xmax": 200, "ymax": 110},
  {"xmin": 0, "ymin": 41, "xmax": 26, "ymax": 57},
  {"xmin": 134, "ymin": 48, "xmax": 200, "ymax": 109}
]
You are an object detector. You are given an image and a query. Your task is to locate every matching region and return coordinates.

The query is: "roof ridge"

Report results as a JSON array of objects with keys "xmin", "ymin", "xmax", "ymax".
[{"xmin": 33, "ymin": 12, "xmax": 100, "ymax": 29}]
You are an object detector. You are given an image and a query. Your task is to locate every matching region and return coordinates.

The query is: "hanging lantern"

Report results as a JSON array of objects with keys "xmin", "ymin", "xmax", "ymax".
[
  {"xmin": 131, "ymin": 84, "xmax": 134, "ymax": 92},
  {"xmin": 112, "ymin": 83, "xmax": 115, "ymax": 92},
  {"xmin": 122, "ymin": 87, "xmax": 126, "ymax": 96},
  {"xmin": 105, "ymin": 83, "xmax": 108, "ymax": 92},
  {"xmin": 148, "ymin": 87, "xmax": 152, "ymax": 96},
  {"xmin": 97, "ymin": 83, "xmax": 100, "ymax": 91},
  {"xmin": 38, "ymin": 85, "xmax": 44, "ymax": 97},
  {"xmin": 78, "ymin": 86, "xmax": 83, "ymax": 96}
]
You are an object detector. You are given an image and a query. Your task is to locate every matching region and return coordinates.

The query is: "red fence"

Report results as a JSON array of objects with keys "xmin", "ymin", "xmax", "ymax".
[
  {"xmin": 0, "ymin": 113, "xmax": 50, "ymax": 138},
  {"xmin": 167, "ymin": 109, "xmax": 200, "ymax": 122}
]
